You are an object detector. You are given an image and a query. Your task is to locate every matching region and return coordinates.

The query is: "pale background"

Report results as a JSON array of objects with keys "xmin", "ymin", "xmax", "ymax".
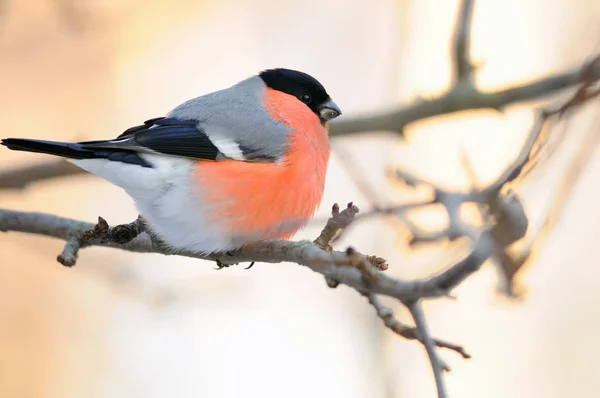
[{"xmin": 1, "ymin": 0, "xmax": 599, "ymax": 397}]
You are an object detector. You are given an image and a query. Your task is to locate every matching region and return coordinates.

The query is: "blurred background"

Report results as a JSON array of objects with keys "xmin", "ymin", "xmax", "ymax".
[{"xmin": 1, "ymin": 0, "xmax": 600, "ymax": 397}]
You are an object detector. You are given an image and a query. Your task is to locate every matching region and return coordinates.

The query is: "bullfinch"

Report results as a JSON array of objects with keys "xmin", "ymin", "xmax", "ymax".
[{"xmin": 1, "ymin": 68, "xmax": 342, "ymax": 254}]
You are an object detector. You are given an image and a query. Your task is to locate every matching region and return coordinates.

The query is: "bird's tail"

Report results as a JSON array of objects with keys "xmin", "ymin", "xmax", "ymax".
[
  {"xmin": 1, "ymin": 138, "xmax": 96, "ymax": 160},
  {"xmin": 1, "ymin": 138, "xmax": 153, "ymax": 168}
]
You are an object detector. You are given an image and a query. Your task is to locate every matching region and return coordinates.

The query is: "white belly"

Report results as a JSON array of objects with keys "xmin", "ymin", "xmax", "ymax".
[{"xmin": 71, "ymin": 154, "xmax": 233, "ymax": 253}]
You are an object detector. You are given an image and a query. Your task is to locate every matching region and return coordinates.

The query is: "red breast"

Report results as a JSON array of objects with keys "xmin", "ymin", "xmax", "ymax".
[{"xmin": 195, "ymin": 87, "xmax": 330, "ymax": 243}]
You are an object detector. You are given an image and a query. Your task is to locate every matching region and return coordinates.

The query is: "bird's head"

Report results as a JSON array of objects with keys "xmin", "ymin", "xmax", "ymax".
[{"xmin": 259, "ymin": 68, "xmax": 341, "ymax": 125}]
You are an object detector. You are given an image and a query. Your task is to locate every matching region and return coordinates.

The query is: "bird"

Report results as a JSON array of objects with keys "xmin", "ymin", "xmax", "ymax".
[{"xmin": 2, "ymin": 68, "xmax": 342, "ymax": 256}]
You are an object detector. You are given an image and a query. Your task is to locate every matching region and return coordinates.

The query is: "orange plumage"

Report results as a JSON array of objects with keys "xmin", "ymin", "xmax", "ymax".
[{"xmin": 196, "ymin": 88, "xmax": 330, "ymax": 244}]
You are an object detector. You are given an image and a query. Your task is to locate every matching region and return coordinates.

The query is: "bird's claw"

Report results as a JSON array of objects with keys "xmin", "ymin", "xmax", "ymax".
[
  {"xmin": 215, "ymin": 252, "xmax": 255, "ymax": 270},
  {"xmin": 214, "ymin": 259, "xmax": 229, "ymax": 270}
]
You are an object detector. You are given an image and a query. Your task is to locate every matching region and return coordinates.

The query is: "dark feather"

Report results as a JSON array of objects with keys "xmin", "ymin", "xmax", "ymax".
[
  {"xmin": 116, "ymin": 117, "xmax": 166, "ymax": 139},
  {"xmin": 2, "ymin": 116, "xmax": 272, "ymax": 167},
  {"xmin": 132, "ymin": 120, "xmax": 220, "ymax": 159},
  {"xmin": 1, "ymin": 138, "xmax": 152, "ymax": 167},
  {"xmin": 81, "ymin": 117, "xmax": 221, "ymax": 160}
]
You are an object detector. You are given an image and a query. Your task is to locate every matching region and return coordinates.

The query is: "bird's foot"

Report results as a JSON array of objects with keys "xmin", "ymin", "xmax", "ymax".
[
  {"xmin": 110, "ymin": 223, "xmax": 140, "ymax": 244},
  {"xmin": 215, "ymin": 258, "xmax": 230, "ymax": 270},
  {"xmin": 214, "ymin": 251, "xmax": 255, "ymax": 270}
]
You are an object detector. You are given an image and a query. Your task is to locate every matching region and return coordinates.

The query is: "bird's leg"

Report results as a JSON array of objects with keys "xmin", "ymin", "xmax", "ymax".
[
  {"xmin": 214, "ymin": 251, "xmax": 237, "ymax": 270},
  {"xmin": 215, "ymin": 258, "xmax": 229, "ymax": 270},
  {"xmin": 214, "ymin": 251, "xmax": 256, "ymax": 270},
  {"xmin": 110, "ymin": 221, "xmax": 142, "ymax": 244},
  {"xmin": 225, "ymin": 250, "xmax": 256, "ymax": 270}
]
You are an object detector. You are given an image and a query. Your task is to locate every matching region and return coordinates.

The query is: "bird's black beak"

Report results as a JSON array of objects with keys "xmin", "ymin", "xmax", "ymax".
[{"xmin": 319, "ymin": 99, "xmax": 342, "ymax": 122}]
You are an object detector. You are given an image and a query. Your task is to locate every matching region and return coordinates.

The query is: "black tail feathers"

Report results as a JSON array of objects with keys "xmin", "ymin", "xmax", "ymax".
[
  {"xmin": 1, "ymin": 138, "xmax": 97, "ymax": 160},
  {"xmin": 1, "ymin": 138, "xmax": 152, "ymax": 167}
]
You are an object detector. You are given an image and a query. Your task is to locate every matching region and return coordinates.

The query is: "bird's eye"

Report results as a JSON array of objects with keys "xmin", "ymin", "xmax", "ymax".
[{"xmin": 300, "ymin": 93, "xmax": 312, "ymax": 104}]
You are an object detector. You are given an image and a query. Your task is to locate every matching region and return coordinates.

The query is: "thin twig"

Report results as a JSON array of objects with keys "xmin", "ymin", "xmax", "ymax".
[
  {"xmin": 314, "ymin": 202, "xmax": 362, "ymax": 287},
  {"xmin": 452, "ymin": 0, "xmax": 476, "ymax": 81},
  {"xmin": 57, "ymin": 233, "xmax": 81, "ymax": 266},
  {"xmin": 314, "ymin": 202, "xmax": 360, "ymax": 251},
  {"xmin": 542, "ymin": 108, "xmax": 600, "ymax": 234},
  {"xmin": 408, "ymin": 301, "xmax": 448, "ymax": 398},
  {"xmin": 363, "ymin": 293, "xmax": 469, "ymax": 360},
  {"xmin": 511, "ymin": 98, "xmax": 600, "ymax": 276}
]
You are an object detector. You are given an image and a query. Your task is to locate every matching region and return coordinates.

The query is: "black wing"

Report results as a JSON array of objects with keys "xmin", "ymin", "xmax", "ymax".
[
  {"xmin": 2, "ymin": 118, "xmax": 223, "ymax": 168},
  {"xmin": 81, "ymin": 117, "xmax": 221, "ymax": 161},
  {"xmin": 115, "ymin": 117, "xmax": 165, "ymax": 139}
]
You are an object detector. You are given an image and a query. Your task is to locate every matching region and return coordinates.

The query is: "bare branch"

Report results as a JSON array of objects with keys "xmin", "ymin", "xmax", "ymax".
[
  {"xmin": 0, "ymin": 160, "xmax": 87, "ymax": 190},
  {"xmin": 363, "ymin": 293, "xmax": 470, "ymax": 360},
  {"xmin": 506, "ymin": 90, "xmax": 600, "ymax": 283},
  {"xmin": 482, "ymin": 116, "xmax": 548, "ymax": 195},
  {"xmin": 330, "ymin": 55, "xmax": 600, "ymax": 137},
  {"xmin": 313, "ymin": 202, "xmax": 363, "ymax": 287},
  {"xmin": 542, "ymin": 110, "xmax": 600, "ymax": 233},
  {"xmin": 332, "ymin": 76, "xmax": 597, "ymax": 297},
  {"xmin": 380, "ymin": 71, "xmax": 600, "ymax": 294},
  {"xmin": 57, "ymin": 233, "xmax": 82, "ymax": 266},
  {"xmin": 314, "ymin": 202, "xmax": 360, "ymax": 251},
  {"xmin": 0, "ymin": 206, "xmax": 486, "ymax": 303},
  {"xmin": 409, "ymin": 301, "xmax": 448, "ymax": 398},
  {"xmin": 452, "ymin": 0, "xmax": 477, "ymax": 81}
]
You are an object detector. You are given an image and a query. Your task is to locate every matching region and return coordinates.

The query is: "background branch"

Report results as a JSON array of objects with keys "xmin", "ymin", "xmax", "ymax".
[
  {"xmin": 409, "ymin": 302, "xmax": 448, "ymax": 398},
  {"xmin": 452, "ymin": 0, "xmax": 476, "ymax": 81},
  {"xmin": 0, "ymin": 160, "xmax": 86, "ymax": 190},
  {"xmin": 0, "ymin": 207, "xmax": 474, "ymax": 305},
  {"xmin": 330, "ymin": 58, "xmax": 600, "ymax": 137}
]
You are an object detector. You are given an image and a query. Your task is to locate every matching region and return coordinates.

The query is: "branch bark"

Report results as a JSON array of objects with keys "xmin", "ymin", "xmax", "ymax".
[
  {"xmin": 363, "ymin": 293, "xmax": 470, "ymax": 362},
  {"xmin": 330, "ymin": 59, "xmax": 600, "ymax": 137},
  {"xmin": 0, "ymin": 160, "xmax": 86, "ymax": 190},
  {"xmin": 452, "ymin": 0, "xmax": 476, "ymax": 81},
  {"xmin": 409, "ymin": 302, "xmax": 448, "ymax": 398},
  {"xmin": 0, "ymin": 204, "xmax": 476, "ymax": 363},
  {"xmin": 0, "ymin": 207, "xmax": 480, "ymax": 305}
]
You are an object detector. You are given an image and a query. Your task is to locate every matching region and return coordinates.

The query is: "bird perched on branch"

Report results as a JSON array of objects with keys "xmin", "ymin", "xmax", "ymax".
[{"xmin": 2, "ymin": 68, "xmax": 341, "ymax": 254}]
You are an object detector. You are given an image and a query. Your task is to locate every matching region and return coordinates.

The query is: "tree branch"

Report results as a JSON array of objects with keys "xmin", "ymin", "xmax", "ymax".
[
  {"xmin": 0, "ymin": 204, "xmax": 478, "ymax": 366},
  {"xmin": 409, "ymin": 301, "xmax": 448, "ymax": 398},
  {"xmin": 452, "ymin": 0, "xmax": 476, "ymax": 81},
  {"xmin": 314, "ymin": 202, "xmax": 360, "ymax": 252},
  {"xmin": 1, "ymin": 206, "xmax": 480, "ymax": 303},
  {"xmin": 330, "ymin": 58, "xmax": 600, "ymax": 137},
  {"xmin": 382, "ymin": 74, "xmax": 600, "ymax": 294},
  {"xmin": 363, "ymin": 293, "xmax": 470, "ymax": 361},
  {"xmin": 0, "ymin": 160, "xmax": 87, "ymax": 190}
]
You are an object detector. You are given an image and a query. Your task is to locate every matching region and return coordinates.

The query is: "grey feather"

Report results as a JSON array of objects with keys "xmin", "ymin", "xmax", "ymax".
[{"xmin": 168, "ymin": 76, "xmax": 291, "ymax": 162}]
